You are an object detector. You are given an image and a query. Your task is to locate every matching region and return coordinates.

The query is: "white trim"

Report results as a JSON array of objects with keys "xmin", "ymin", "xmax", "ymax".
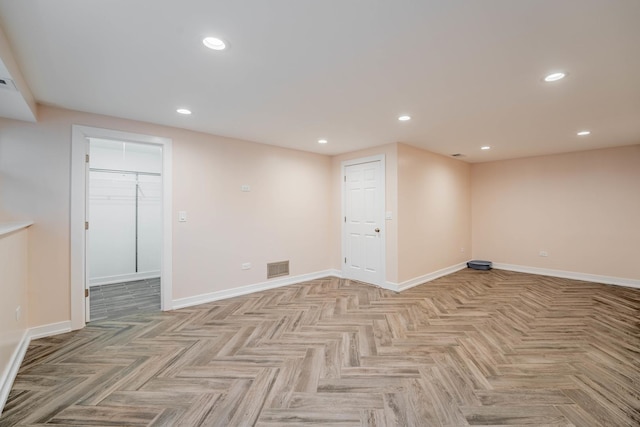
[
  {"xmin": 380, "ymin": 281, "xmax": 400, "ymax": 292},
  {"xmin": 28, "ymin": 321, "xmax": 72, "ymax": 340},
  {"xmin": 327, "ymin": 269, "xmax": 343, "ymax": 278},
  {"xmin": 173, "ymin": 269, "xmax": 342, "ymax": 310},
  {"xmin": 160, "ymin": 141, "xmax": 173, "ymax": 311},
  {"xmin": 493, "ymin": 263, "xmax": 640, "ymax": 289},
  {"xmin": 383, "ymin": 262, "xmax": 468, "ymax": 293},
  {"xmin": 0, "ymin": 331, "xmax": 29, "ymax": 414},
  {"xmin": 89, "ymin": 271, "xmax": 160, "ymax": 287},
  {"xmin": 1, "ymin": 321, "xmax": 72, "ymax": 414},
  {"xmin": 341, "ymin": 154, "xmax": 386, "ymax": 288},
  {"xmin": 0, "ymin": 221, "xmax": 33, "ymax": 237},
  {"xmin": 71, "ymin": 125, "xmax": 173, "ymax": 330},
  {"xmin": 341, "ymin": 154, "xmax": 387, "ymax": 167},
  {"xmin": 397, "ymin": 262, "xmax": 468, "ymax": 292},
  {"xmin": 70, "ymin": 127, "xmax": 86, "ymax": 330}
]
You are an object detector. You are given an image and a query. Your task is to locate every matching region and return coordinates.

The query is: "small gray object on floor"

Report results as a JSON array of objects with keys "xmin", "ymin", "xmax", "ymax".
[
  {"xmin": 467, "ymin": 260, "xmax": 492, "ymax": 270},
  {"xmin": 89, "ymin": 278, "xmax": 161, "ymax": 321}
]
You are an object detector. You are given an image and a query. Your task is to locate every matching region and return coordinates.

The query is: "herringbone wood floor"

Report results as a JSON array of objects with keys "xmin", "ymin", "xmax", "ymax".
[{"xmin": 2, "ymin": 269, "xmax": 639, "ymax": 426}]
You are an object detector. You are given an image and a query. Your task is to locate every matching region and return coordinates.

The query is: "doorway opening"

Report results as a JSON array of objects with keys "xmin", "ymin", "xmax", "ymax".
[
  {"xmin": 87, "ymin": 139, "xmax": 162, "ymax": 321},
  {"xmin": 71, "ymin": 125, "xmax": 173, "ymax": 330}
]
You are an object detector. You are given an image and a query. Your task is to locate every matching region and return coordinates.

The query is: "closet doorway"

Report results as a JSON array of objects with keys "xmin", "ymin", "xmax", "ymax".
[{"xmin": 87, "ymin": 138, "xmax": 162, "ymax": 321}]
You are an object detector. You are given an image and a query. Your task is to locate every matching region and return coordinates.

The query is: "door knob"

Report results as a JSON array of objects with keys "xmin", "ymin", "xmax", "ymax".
[{"xmin": 374, "ymin": 228, "xmax": 380, "ymax": 233}]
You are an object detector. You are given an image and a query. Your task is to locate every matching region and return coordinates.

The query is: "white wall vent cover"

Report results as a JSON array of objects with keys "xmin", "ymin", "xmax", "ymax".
[
  {"xmin": 267, "ymin": 260, "xmax": 289, "ymax": 279},
  {"xmin": 0, "ymin": 77, "xmax": 17, "ymax": 91}
]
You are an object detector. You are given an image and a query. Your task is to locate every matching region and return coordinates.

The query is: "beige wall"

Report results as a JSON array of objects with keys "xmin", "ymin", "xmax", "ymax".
[
  {"xmin": 2, "ymin": 102, "xmax": 637, "ymax": 331},
  {"xmin": 0, "ymin": 110, "xmax": 72, "ymax": 326},
  {"xmin": 172, "ymin": 127, "xmax": 333, "ymax": 298},
  {"xmin": 0, "ymin": 228, "xmax": 29, "ymax": 392},
  {"xmin": 0, "ymin": 105, "xmax": 335, "ymax": 326},
  {"xmin": 397, "ymin": 143, "xmax": 471, "ymax": 283},
  {"xmin": 330, "ymin": 142, "xmax": 472, "ymax": 285},
  {"xmin": 331, "ymin": 143, "xmax": 399, "ymax": 284},
  {"xmin": 472, "ymin": 145, "xmax": 640, "ymax": 280}
]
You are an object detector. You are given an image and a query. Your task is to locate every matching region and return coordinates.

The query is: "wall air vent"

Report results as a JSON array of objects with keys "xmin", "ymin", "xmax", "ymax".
[
  {"xmin": 0, "ymin": 77, "xmax": 17, "ymax": 91},
  {"xmin": 267, "ymin": 260, "xmax": 289, "ymax": 279}
]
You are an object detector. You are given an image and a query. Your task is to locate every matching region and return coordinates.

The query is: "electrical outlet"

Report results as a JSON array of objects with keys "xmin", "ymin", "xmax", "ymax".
[
  {"xmin": 241, "ymin": 262, "xmax": 252, "ymax": 270},
  {"xmin": 15, "ymin": 306, "xmax": 21, "ymax": 321},
  {"xmin": 539, "ymin": 250, "xmax": 548, "ymax": 257},
  {"xmin": 460, "ymin": 247, "xmax": 465, "ymax": 253},
  {"xmin": 241, "ymin": 185, "xmax": 251, "ymax": 192}
]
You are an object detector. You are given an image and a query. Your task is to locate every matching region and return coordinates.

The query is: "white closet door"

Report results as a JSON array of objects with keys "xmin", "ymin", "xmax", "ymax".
[
  {"xmin": 137, "ymin": 174, "xmax": 162, "ymax": 274},
  {"xmin": 88, "ymin": 171, "xmax": 136, "ymax": 280}
]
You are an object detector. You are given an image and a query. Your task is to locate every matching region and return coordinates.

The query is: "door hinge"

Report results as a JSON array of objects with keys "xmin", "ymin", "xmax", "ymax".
[
  {"xmin": 85, "ymin": 154, "xmax": 90, "ymax": 163},
  {"xmin": 85, "ymin": 289, "xmax": 89, "ymax": 298},
  {"xmin": 344, "ymin": 176, "xmax": 346, "ymax": 182},
  {"xmin": 85, "ymin": 221, "xmax": 89, "ymax": 230},
  {"xmin": 344, "ymin": 257, "xmax": 347, "ymax": 264},
  {"xmin": 344, "ymin": 216, "xmax": 346, "ymax": 223}
]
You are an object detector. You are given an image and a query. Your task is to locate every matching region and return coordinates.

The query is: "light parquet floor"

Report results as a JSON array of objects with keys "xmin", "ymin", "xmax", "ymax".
[{"xmin": 2, "ymin": 269, "xmax": 639, "ymax": 426}]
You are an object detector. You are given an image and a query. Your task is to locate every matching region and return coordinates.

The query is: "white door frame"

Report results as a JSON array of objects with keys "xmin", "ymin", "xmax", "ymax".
[
  {"xmin": 70, "ymin": 125, "xmax": 173, "ymax": 330},
  {"xmin": 341, "ymin": 154, "xmax": 386, "ymax": 287}
]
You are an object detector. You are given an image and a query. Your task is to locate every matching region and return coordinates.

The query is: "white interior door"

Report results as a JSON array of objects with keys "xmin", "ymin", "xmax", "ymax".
[
  {"xmin": 343, "ymin": 158, "xmax": 385, "ymax": 285},
  {"xmin": 84, "ymin": 140, "xmax": 91, "ymax": 322},
  {"xmin": 88, "ymin": 171, "xmax": 138, "ymax": 279},
  {"xmin": 136, "ymin": 174, "xmax": 162, "ymax": 274}
]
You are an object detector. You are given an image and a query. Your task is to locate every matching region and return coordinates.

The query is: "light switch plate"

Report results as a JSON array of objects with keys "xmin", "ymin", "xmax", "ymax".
[{"xmin": 178, "ymin": 211, "xmax": 187, "ymax": 222}]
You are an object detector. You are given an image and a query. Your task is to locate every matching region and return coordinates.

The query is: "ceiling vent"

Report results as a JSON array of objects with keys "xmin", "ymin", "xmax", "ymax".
[{"xmin": 0, "ymin": 77, "xmax": 17, "ymax": 91}]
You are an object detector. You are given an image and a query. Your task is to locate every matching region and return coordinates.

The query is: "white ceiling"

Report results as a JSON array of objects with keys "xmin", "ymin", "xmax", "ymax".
[{"xmin": 0, "ymin": 0, "xmax": 639, "ymax": 162}]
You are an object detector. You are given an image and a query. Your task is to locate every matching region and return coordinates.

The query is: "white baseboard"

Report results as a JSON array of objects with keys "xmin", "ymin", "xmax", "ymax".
[
  {"xmin": 385, "ymin": 262, "xmax": 468, "ymax": 292},
  {"xmin": 172, "ymin": 269, "xmax": 343, "ymax": 310},
  {"xmin": 380, "ymin": 281, "xmax": 400, "ymax": 292},
  {"xmin": 89, "ymin": 271, "xmax": 160, "ymax": 287},
  {"xmin": 0, "ymin": 331, "xmax": 29, "ymax": 414},
  {"xmin": 493, "ymin": 263, "xmax": 640, "ymax": 289},
  {"xmin": 327, "ymin": 268, "xmax": 343, "ymax": 278},
  {"xmin": 28, "ymin": 321, "xmax": 72, "ymax": 340},
  {"xmin": 1, "ymin": 320, "xmax": 72, "ymax": 414}
]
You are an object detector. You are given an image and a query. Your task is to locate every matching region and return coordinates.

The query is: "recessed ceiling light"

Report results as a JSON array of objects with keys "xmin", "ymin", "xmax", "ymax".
[
  {"xmin": 318, "ymin": 139, "xmax": 328, "ymax": 144},
  {"xmin": 481, "ymin": 146, "xmax": 491, "ymax": 150},
  {"xmin": 176, "ymin": 108, "xmax": 192, "ymax": 115},
  {"xmin": 398, "ymin": 115, "xmax": 411, "ymax": 121},
  {"xmin": 577, "ymin": 130, "xmax": 591, "ymax": 136},
  {"xmin": 544, "ymin": 72, "xmax": 566, "ymax": 82},
  {"xmin": 203, "ymin": 37, "xmax": 226, "ymax": 50}
]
